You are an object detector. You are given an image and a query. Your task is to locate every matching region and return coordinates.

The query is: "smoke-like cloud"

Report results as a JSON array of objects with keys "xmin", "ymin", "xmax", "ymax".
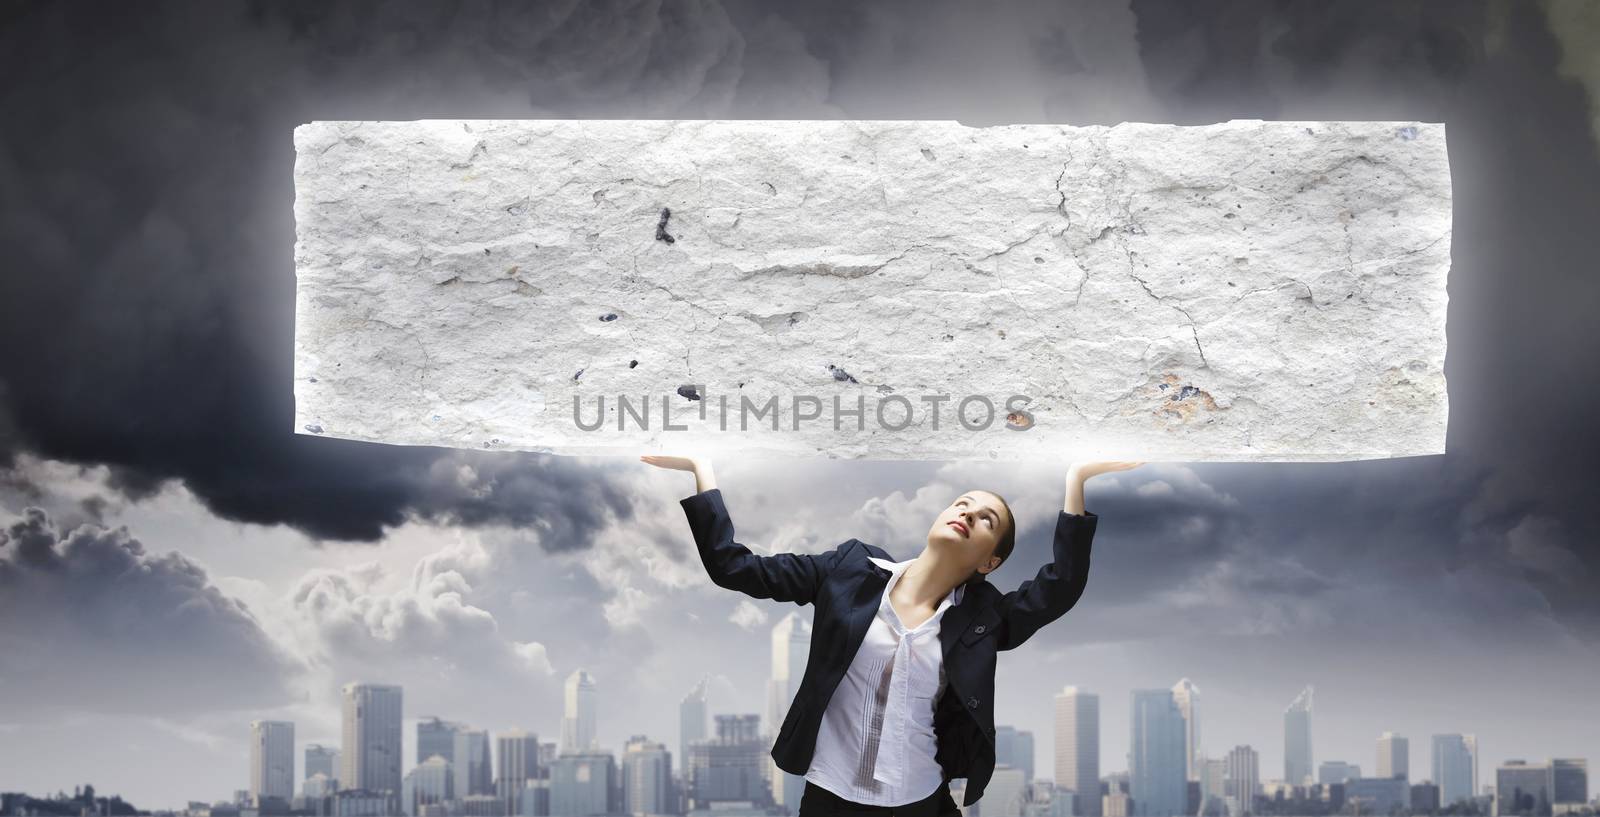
[{"xmin": 0, "ymin": 506, "xmax": 303, "ymax": 718}]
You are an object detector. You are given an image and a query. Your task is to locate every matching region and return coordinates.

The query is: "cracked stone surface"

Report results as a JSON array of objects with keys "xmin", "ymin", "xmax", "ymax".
[{"xmin": 292, "ymin": 119, "xmax": 1450, "ymax": 461}]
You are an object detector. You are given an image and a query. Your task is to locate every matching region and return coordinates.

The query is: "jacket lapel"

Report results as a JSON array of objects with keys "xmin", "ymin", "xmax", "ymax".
[
  {"xmin": 845, "ymin": 559, "xmax": 892, "ymax": 655},
  {"xmin": 939, "ymin": 586, "xmax": 982, "ymax": 661},
  {"xmin": 861, "ymin": 553, "xmax": 984, "ymax": 663}
]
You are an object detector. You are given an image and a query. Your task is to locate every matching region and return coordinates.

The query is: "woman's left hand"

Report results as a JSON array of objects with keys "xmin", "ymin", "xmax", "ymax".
[{"xmin": 1070, "ymin": 461, "xmax": 1146, "ymax": 480}]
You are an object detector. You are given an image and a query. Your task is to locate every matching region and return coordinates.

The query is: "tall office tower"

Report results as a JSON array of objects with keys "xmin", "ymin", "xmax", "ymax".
[
  {"xmin": 454, "ymin": 728, "xmax": 494, "ymax": 797},
  {"xmin": 1107, "ymin": 770, "xmax": 1133, "ymax": 817},
  {"xmin": 402, "ymin": 755, "xmax": 454, "ymax": 814},
  {"xmin": 680, "ymin": 679, "xmax": 709, "ymax": 778},
  {"xmin": 418, "ymin": 716, "xmax": 461, "ymax": 765},
  {"xmin": 1432, "ymin": 735, "xmax": 1474, "ymax": 807},
  {"xmin": 1170, "ymin": 679, "xmax": 1201, "ymax": 783},
  {"xmin": 716, "ymin": 714, "xmax": 761, "ymax": 745},
  {"xmin": 1463, "ymin": 735, "xmax": 1479, "ymax": 797},
  {"xmin": 1055, "ymin": 686, "xmax": 1101, "ymax": 817},
  {"xmin": 1224, "ymin": 745, "xmax": 1259, "ymax": 816},
  {"xmin": 1551, "ymin": 759, "xmax": 1588, "ymax": 808},
  {"xmin": 686, "ymin": 715, "xmax": 771, "ymax": 808},
  {"xmin": 1018, "ymin": 730, "xmax": 1036, "ymax": 784},
  {"xmin": 1051, "ymin": 787, "xmax": 1080, "ymax": 817},
  {"xmin": 1377, "ymin": 732, "xmax": 1409, "ymax": 781},
  {"xmin": 551, "ymin": 751, "xmax": 618, "ymax": 817},
  {"xmin": 1198, "ymin": 755, "xmax": 1227, "ymax": 816},
  {"xmin": 497, "ymin": 730, "xmax": 542, "ymax": 813},
  {"xmin": 250, "ymin": 720, "xmax": 295, "ymax": 804},
  {"xmin": 622, "ymin": 735, "xmax": 673, "ymax": 816},
  {"xmin": 997, "ymin": 727, "xmax": 1037, "ymax": 785},
  {"xmin": 305, "ymin": 744, "xmax": 340, "ymax": 783},
  {"xmin": 1130, "ymin": 689, "xmax": 1188, "ymax": 817},
  {"xmin": 767, "ymin": 612, "xmax": 811, "ymax": 729},
  {"xmin": 1496, "ymin": 760, "xmax": 1554, "ymax": 816},
  {"xmin": 540, "ymin": 741, "xmax": 558, "ymax": 776},
  {"xmin": 562, "ymin": 669, "xmax": 598, "ymax": 753},
  {"xmin": 341, "ymin": 683, "xmax": 403, "ymax": 794},
  {"xmin": 1318, "ymin": 761, "xmax": 1361, "ymax": 785},
  {"xmin": 340, "ymin": 687, "xmax": 403, "ymax": 796},
  {"xmin": 1283, "ymin": 686, "xmax": 1313, "ymax": 786},
  {"xmin": 767, "ymin": 612, "xmax": 812, "ymax": 813}
]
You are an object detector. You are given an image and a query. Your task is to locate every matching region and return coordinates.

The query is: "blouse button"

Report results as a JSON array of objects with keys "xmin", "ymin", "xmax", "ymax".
[
  {"xmin": 966, "ymin": 696, "xmax": 980, "ymax": 709},
  {"xmin": 973, "ymin": 624, "xmax": 986, "ymax": 634}
]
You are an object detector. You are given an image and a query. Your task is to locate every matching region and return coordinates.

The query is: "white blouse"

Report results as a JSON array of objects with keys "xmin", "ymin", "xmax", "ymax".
[{"xmin": 803, "ymin": 556, "xmax": 966, "ymax": 806}]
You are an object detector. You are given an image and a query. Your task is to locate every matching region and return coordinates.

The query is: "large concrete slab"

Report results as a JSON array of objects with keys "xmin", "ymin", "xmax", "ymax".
[{"xmin": 292, "ymin": 119, "xmax": 1450, "ymax": 461}]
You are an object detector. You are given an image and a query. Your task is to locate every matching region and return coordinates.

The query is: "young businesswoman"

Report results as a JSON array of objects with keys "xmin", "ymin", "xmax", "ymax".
[{"xmin": 641, "ymin": 455, "xmax": 1142, "ymax": 817}]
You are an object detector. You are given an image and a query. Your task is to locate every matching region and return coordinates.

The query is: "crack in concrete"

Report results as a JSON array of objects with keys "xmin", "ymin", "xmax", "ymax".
[{"xmin": 1088, "ymin": 130, "xmax": 1211, "ymax": 372}]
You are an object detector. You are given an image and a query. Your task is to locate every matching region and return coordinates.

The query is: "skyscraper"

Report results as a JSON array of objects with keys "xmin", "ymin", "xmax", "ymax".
[
  {"xmin": 1055, "ymin": 686, "xmax": 1100, "ymax": 817},
  {"xmin": 767, "ymin": 612, "xmax": 811, "ymax": 813},
  {"xmin": 454, "ymin": 728, "xmax": 494, "ymax": 797},
  {"xmin": 341, "ymin": 683, "xmax": 403, "ymax": 795},
  {"xmin": 551, "ymin": 751, "xmax": 618, "ymax": 817},
  {"xmin": 498, "ymin": 729, "xmax": 541, "ymax": 814},
  {"xmin": 1197, "ymin": 755, "xmax": 1227, "ymax": 817},
  {"xmin": 1495, "ymin": 760, "xmax": 1553, "ymax": 816},
  {"xmin": 305, "ymin": 744, "xmax": 339, "ymax": 783},
  {"xmin": 563, "ymin": 669, "xmax": 598, "ymax": 753},
  {"xmin": 402, "ymin": 755, "xmax": 454, "ymax": 815},
  {"xmin": 622, "ymin": 735, "xmax": 674, "ymax": 816},
  {"xmin": 1464, "ymin": 735, "xmax": 1479, "ymax": 798},
  {"xmin": 249, "ymin": 720, "xmax": 295, "ymax": 804},
  {"xmin": 1224, "ymin": 745, "xmax": 1259, "ymax": 816},
  {"xmin": 418, "ymin": 716, "xmax": 461, "ymax": 766},
  {"xmin": 1170, "ymin": 679, "xmax": 1200, "ymax": 783},
  {"xmin": 680, "ymin": 678, "xmax": 709, "ymax": 779},
  {"xmin": 996, "ymin": 726, "xmax": 1036, "ymax": 785},
  {"xmin": 1377, "ymin": 732, "xmax": 1409, "ymax": 782},
  {"xmin": 1283, "ymin": 686, "xmax": 1313, "ymax": 786},
  {"xmin": 1129, "ymin": 689, "xmax": 1188, "ymax": 817},
  {"xmin": 1433, "ymin": 734, "xmax": 1474, "ymax": 807},
  {"xmin": 687, "ymin": 715, "xmax": 770, "ymax": 808},
  {"xmin": 1551, "ymin": 759, "xmax": 1588, "ymax": 807}
]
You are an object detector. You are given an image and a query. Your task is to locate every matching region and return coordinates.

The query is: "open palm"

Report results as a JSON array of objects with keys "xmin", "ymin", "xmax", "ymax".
[{"xmin": 640, "ymin": 454, "xmax": 699, "ymax": 472}]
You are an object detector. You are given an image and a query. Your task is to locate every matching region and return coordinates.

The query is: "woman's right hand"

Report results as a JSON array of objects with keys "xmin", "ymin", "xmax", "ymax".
[{"xmin": 640, "ymin": 454, "xmax": 703, "ymax": 472}]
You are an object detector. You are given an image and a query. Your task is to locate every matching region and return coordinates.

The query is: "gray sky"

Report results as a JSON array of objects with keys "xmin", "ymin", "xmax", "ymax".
[{"xmin": 3, "ymin": 0, "xmax": 1600, "ymax": 810}]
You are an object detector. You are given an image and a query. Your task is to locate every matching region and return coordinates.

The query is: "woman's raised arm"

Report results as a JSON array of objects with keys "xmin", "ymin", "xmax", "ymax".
[
  {"xmin": 642, "ymin": 454, "xmax": 847, "ymax": 606},
  {"xmin": 993, "ymin": 460, "xmax": 1144, "ymax": 651}
]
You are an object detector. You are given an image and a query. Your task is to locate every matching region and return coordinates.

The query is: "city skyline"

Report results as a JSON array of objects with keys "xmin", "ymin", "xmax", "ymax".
[
  {"xmin": 206, "ymin": 655, "xmax": 1586, "ymax": 814},
  {"xmin": 5, "ymin": 657, "xmax": 1595, "ymax": 817}
]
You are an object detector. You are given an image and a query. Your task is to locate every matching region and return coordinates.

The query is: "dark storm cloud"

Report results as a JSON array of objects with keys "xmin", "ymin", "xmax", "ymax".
[
  {"xmin": 0, "ymin": 0, "xmax": 1596, "ymax": 633},
  {"xmin": 0, "ymin": 506, "xmax": 302, "ymax": 718},
  {"xmin": 0, "ymin": 0, "xmax": 754, "ymax": 544},
  {"xmin": 1129, "ymin": 0, "xmax": 1490, "ymax": 119}
]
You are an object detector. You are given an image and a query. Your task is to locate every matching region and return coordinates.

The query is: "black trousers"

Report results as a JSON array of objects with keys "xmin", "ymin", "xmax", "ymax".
[{"xmin": 797, "ymin": 780, "xmax": 962, "ymax": 817}]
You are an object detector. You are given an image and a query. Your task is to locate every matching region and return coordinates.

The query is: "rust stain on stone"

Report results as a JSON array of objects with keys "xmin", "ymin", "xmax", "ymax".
[{"xmin": 1137, "ymin": 372, "xmax": 1223, "ymax": 422}]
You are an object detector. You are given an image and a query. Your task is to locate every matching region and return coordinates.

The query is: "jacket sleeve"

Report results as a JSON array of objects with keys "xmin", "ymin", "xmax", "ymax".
[
  {"xmin": 994, "ymin": 509, "xmax": 1097, "ymax": 651},
  {"xmin": 679, "ymin": 487, "xmax": 850, "ymax": 606}
]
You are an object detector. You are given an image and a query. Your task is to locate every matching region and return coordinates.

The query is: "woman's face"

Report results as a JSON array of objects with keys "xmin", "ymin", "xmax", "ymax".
[{"xmin": 928, "ymin": 490, "xmax": 1006, "ymax": 575}]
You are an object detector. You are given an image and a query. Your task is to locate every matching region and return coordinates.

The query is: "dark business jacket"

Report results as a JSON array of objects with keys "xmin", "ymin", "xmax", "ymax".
[{"xmin": 679, "ymin": 488, "xmax": 1098, "ymax": 807}]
